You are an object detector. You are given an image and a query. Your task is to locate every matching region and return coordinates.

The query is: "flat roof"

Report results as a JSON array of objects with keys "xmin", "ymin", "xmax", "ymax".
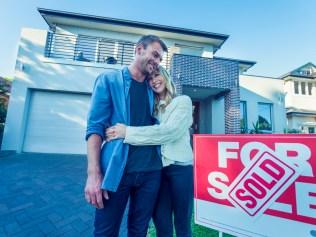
[
  {"xmin": 38, "ymin": 8, "xmax": 229, "ymax": 52},
  {"xmin": 280, "ymin": 62, "xmax": 316, "ymax": 79}
]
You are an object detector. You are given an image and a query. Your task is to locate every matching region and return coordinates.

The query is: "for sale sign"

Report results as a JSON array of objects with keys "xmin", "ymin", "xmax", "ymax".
[{"xmin": 194, "ymin": 135, "xmax": 316, "ymax": 237}]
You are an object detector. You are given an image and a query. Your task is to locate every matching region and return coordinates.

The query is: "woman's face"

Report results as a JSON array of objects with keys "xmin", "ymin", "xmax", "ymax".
[{"xmin": 149, "ymin": 73, "xmax": 166, "ymax": 96}]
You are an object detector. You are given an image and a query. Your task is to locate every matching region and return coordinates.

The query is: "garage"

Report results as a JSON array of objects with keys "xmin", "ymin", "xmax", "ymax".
[{"xmin": 22, "ymin": 90, "xmax": 91, "ymax": 154}]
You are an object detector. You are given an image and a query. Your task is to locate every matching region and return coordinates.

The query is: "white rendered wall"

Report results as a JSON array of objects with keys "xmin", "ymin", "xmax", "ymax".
[
  {"xmin": 239, "ymin": 75, "xmax": 286, "ymax": 133},
  {"xmin": 288, "ymin": 115, "xmax": 316, "ymax": 131},
  {"xmin": 2, "ymin": 28, "xmax": 123, "ymax": 151},
  {"xmin": 284, "ymin": 77, "xmax": 316, "ymax": 111},
  {"xmin": 211, "ymin": 97, "xmax": 225, "ymax": 134}
]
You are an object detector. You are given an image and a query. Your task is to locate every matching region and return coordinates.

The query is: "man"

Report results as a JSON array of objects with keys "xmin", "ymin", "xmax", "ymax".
[{"xmin": 84, "ymin": 35, "xmax": 168, "ymax": 237}]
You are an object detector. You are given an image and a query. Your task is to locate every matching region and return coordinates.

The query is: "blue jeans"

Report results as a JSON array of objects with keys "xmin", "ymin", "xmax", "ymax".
[
  {"xmin": 94, "ymin": 171, "xmax": 161, "ymax": 237},
  {"xmin": 153, "ymin": 165, "xmax": 193, "ymax": 237}
]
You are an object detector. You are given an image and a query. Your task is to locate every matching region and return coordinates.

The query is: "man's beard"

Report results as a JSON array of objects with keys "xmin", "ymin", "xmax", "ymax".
[{"xmin": 144, "ymin": 60, "xmax": 157, "ymax": 77}]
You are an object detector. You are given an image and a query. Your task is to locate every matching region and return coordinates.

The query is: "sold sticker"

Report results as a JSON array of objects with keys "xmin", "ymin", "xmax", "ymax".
[{"xmin": 227, "ymin": 151, "xmax": 299, "ymax": 217}]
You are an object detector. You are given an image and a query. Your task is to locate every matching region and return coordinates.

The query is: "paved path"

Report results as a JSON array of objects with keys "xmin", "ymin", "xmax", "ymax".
[{"xmin": 0, "ymin": 152, "xmax": 127, "ymax": 237}]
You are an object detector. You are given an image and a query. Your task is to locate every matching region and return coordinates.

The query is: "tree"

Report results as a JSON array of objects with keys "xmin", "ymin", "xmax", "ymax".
[{"xmin": 0, "ymin": 76, "xmax": 11, "ymax": 145}]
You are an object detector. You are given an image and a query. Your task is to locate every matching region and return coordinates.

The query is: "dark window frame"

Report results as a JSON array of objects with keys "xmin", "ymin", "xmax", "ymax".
[
  {"xmin": 308, "ymin": 82, "xmax": 313, "ymax": 95},
  {"xmin": 257, "ymin": 102, "xmax": 273, "ymax": 132},
  {"xmin": 301, "ymin": 82, "xmax": 306, "ymax": 95},
  {"xmin": 240, "ymin": 101, "xmax": 247, "ymax": 133},
  {"xmin": 294, "ymin": 81, "xmax": 299, "ymax": 94}
]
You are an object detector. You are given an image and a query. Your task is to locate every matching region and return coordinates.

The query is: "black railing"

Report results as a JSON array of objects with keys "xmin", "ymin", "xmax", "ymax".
[{"xmin": 45, "ymin": 32, "xmax": 171, "ymax": 69}]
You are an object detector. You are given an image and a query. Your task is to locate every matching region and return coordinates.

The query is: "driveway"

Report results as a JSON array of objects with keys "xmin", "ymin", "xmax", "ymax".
[{"xmin": 0, "ymin": 152, "xmax": 115, "ymax": 237}]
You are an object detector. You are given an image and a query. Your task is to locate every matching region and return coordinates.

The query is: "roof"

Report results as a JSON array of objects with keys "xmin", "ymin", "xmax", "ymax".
[
  {"xmin": 38, "ymin": 8, "xmax": 229, "ymax": 53},
  {"xmin": 280, "ymin": 62, "xmax": 316, "ymax": 79}
]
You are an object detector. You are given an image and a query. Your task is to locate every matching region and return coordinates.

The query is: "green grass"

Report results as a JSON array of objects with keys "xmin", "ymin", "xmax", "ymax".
[{"xmin": 147, "ymin": 216, "xmax": 235, "ymax": 237}]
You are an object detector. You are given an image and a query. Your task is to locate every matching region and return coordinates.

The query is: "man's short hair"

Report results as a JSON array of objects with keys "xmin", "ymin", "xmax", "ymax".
[{"xmin": 136, "ymin": 35, "xmax": 168, "ymax": 53}]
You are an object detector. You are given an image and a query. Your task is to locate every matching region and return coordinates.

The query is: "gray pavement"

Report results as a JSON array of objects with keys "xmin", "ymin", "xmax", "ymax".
[{"xmin": 0, "ymin": 152, "xmax": 109, "ymax": 237}]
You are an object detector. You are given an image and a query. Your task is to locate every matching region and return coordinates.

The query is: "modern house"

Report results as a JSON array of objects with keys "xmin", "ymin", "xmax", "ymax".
[
  {"xmin": 283, "ymin": 62, "xmax": 316, "ymax": 133},
  {"xmin": 1, "ymin": 8, "xmax": 286, "ymax": 154}
]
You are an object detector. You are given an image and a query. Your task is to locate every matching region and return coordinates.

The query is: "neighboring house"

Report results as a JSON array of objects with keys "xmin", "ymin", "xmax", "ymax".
[
  {"xmin": 2, "ymin": 8, "xmax": 286, "ymax": 155},
  {"xmin": 282, "ymin": 62, "xmax": 316, "ymax": 133},
  {"xmin": 239, "ymin": 75, "xmax": 286, "ymax": 133}
]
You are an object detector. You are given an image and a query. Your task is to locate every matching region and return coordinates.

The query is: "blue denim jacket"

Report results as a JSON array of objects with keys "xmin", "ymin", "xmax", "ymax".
[{"xmin": 86, "ymin": 67, "xmax": 159, "ymax": 192}]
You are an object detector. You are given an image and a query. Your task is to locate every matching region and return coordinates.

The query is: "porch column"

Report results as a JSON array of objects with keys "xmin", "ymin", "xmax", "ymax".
[{"xmin": 224, "ymin": 86, "xmax": 240, "ymax": 134}]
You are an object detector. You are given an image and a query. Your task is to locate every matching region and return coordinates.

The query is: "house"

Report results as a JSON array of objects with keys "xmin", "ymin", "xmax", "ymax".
[
  {"xmin": 1, "ymin": 8, "xmax": 286, "ymax": 154},
  {"xmin": 282, "ymin": 62, "xmax": 316, "ymax": 133}
]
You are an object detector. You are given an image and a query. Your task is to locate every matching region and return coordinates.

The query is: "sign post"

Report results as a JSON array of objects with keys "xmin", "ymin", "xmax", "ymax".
[{"xmin": 194, "ymin": 135, "xmax": 316, "ymax": 237}]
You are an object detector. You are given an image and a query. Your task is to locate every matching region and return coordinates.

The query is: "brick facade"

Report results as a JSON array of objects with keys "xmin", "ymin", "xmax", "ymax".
[{"xmin": 170, "ymin": 54, "xmax": 240, "ymax": 134}]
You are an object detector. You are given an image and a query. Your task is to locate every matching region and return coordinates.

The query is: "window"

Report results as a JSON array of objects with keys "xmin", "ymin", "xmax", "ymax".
[
  {"xmin": 299, "ymin": 70, "xmax": 311, "ymax": 76},
  {"xmin": 97, "ymin": 39, "xmax": 117, "ymax": 63},
  {"xmin": 258, "ymin": 103, "xmax": 272, "ymax": 132},
  {"xmin": 74, "ymin": 35, "xmax": 98, "ymax": 62},
  {"xmin": 305, "ymin": 69, "xmax": 311, "ymax": 76},
  {"xmin": 308, "ymin": 82, "xmax": 313, "ymax": 95},
  {"xmin": 301, "ymin": 82, "xmax": 306, "ymax": 95},
  {"xmin": 294, "ymin": 81, "xmax": 299, "ymax": 94},
  {"xmin": 308, "ymin": 127, "xmax": 315, "ymax": 134},
  {"xmin": 98, "ymin": 39, "xmax": 135, "ymax": 65},
  {"xmin": 240, "ymin": 101, "xmax": 247, "ymax": 133},
  {"xmin": 49, "ymin": 33, "xmax": 77, "ymax": 59}
]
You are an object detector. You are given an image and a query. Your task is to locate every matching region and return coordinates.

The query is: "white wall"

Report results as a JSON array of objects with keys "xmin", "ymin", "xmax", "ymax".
[
  {"xmin": 284, "ymin": 77, "xmax": 316, "ymax": 111},
  {"xmin": 2, "ymin": 28, "xmax": 122, "ymax": 151},
  {"xmin": 288, "ymin": 115, "xmax": 316, "ymax": 131},
  {"xmin": 284, "ymin": 79, "xmax": 293, "ymax": 107},
  {"xmin": 240, "ymin": 75, "xmax": 286, "ymax": 133},
  {"xmin": 212, "ymin": 97, "xmax": 225, "ymax": 134},
  {"xmin": 283, "ymin": 77, "xmax": 316, "ymax": 131}
]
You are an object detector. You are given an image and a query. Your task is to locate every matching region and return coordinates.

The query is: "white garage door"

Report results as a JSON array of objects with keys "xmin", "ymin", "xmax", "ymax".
[{"xmin": 23, "ymin": 91, "xmax": 91, "ymax": 154}]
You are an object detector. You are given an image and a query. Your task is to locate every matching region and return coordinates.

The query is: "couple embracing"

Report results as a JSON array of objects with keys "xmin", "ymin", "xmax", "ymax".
[{"xmin": 85, "ymin": 35, "xmax": 193, "ymax": 237}]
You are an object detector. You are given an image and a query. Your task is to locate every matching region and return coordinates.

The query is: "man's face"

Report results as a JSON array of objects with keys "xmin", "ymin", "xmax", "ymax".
[{"xmin": 136, "ymin": 42, "xmax": 164, "ymax": 76}]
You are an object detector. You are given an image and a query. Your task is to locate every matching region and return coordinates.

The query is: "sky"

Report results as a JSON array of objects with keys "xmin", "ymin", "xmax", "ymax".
[{"xmin": 1, "ymin": 0, "xmax": 316, "ymax": 78}]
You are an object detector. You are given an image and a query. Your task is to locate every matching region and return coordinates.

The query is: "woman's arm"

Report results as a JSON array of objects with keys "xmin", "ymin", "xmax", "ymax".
[{"xmin": 124, "ymin": 96, "xmax": 193, "ymax": 145}]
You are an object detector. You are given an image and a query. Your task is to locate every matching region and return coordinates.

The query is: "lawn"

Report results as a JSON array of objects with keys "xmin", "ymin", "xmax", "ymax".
[{"xmin": 147, "ymin": 216, "xmax": 235, "ymax": 237}]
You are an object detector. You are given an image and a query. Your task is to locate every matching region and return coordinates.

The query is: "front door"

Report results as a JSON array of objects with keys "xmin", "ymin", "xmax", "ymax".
[{"xmin": 192, "ymin": 101, "xmax": 200, "ymax": 134}]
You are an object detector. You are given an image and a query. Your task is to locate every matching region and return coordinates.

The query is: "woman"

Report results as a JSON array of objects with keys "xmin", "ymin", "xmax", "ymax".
[{"xmin": 106, "ymin": 66, "xmax": 193, "ymax": 237}]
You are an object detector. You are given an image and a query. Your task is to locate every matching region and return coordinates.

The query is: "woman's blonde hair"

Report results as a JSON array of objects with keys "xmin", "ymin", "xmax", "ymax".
[{"xmin": 153, "ymin": 66, "xmax": 176, "ymax": 115}]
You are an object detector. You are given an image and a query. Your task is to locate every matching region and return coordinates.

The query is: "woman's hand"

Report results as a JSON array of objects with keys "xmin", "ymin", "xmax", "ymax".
[{"xmin": 105, "ymin": 123, "xmax": 127, "ymax": 142}]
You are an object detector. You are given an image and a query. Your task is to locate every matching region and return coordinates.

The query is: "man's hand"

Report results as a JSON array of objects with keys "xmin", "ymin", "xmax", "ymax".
[
  {"xmin": 84, "ymin": 172, "xmax": 109, "ymax": 209},
  {"xmin": 85, "ymin": 134, "xmax": 108, "ymax": 208},
  {"xmin": 106, "ymin": 123, "xmax": 127, "ymax": 142}
]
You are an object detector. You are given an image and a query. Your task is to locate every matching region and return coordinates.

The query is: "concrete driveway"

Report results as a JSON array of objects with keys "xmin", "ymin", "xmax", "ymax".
[{"xmin": 0, "ymin": 152, "xmax": 95, "ymax": 237}]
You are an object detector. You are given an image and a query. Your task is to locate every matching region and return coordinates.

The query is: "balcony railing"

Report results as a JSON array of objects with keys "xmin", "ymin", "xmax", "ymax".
[{"xmin": 44, "ymin": 32, "xmax": 171, "ymax": 70}]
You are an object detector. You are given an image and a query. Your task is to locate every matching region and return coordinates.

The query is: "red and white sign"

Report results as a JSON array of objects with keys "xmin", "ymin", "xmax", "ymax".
[{"xmin": 194, "ymin": 135, "xmax": 316, "ymax": 237}]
